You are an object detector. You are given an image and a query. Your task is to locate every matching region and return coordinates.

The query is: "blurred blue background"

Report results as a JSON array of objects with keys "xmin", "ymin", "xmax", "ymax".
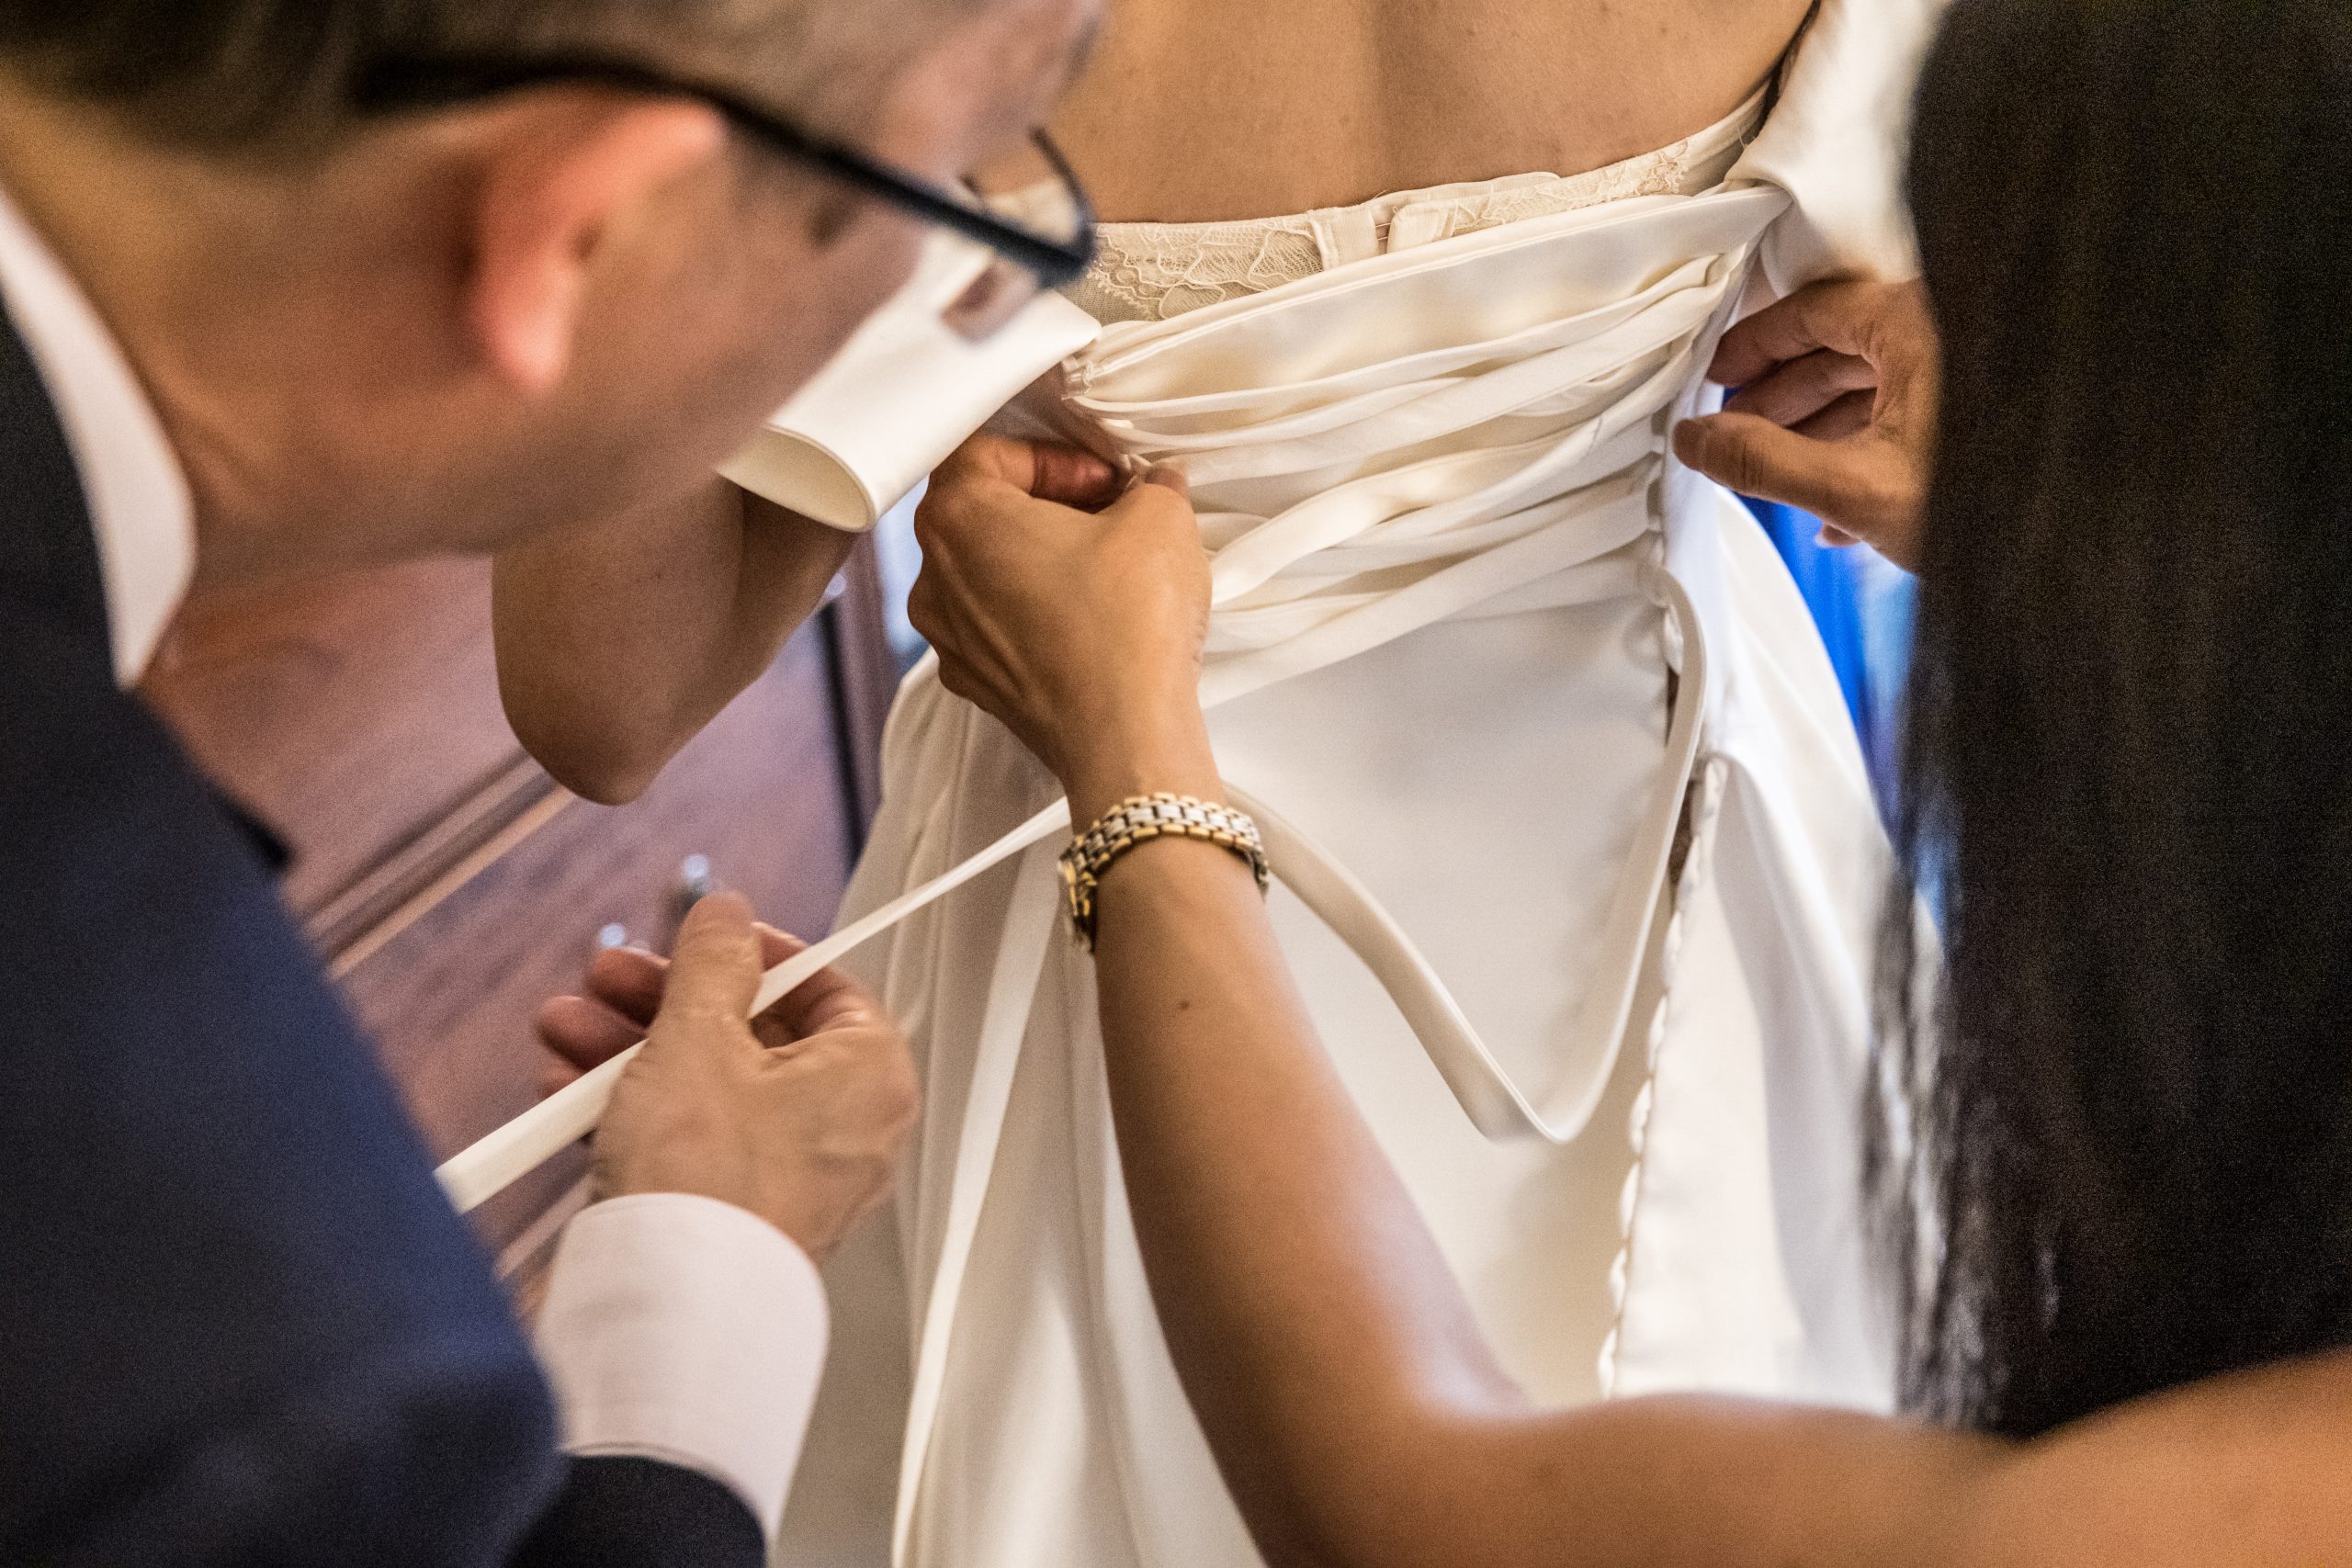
[{"xmin": 1746, "ymin": 499, "xmax": 1914, "ymax": 819}]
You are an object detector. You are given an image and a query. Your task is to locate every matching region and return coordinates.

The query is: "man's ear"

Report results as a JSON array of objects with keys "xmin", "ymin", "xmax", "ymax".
[{"xmin": 464, "ymin": 98, "xmax": 729, "ymax": 394}]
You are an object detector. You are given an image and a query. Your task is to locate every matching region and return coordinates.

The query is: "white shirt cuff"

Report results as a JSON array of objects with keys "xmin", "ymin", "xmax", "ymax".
[{"xmin": 534, "ymin": 1193, "xmax": 830, "ymax": 1540}]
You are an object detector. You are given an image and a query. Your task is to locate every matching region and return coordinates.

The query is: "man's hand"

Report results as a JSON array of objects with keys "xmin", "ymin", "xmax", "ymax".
[
  {"xmin": 908, "ymin": 435, "xmax": 1221, "ymax": 823},
  {"xmin": 1672, "ymin": 277, "xmax": 1939, "ymax": 572},
  {"xmin": 538, "ymin": 894, "xmax": 918, "ymax": 1263}
]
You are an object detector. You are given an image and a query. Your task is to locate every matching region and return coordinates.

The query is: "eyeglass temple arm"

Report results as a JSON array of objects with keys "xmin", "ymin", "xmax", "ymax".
[{"xmin": 798, "ymin": 130, "xmax": 1097, "ymax": 288}]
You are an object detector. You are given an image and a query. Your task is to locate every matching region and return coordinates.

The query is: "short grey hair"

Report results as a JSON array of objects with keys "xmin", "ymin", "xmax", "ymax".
[{"xmin": 0, "ymin": 0, "xmax": 979, "ymax": 150}]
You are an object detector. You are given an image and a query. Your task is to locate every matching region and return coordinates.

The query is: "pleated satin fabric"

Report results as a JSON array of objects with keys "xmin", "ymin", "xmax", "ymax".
[{"xmin": 776, "ymin": 6, "xmax": 1950, "ymax": 1565}]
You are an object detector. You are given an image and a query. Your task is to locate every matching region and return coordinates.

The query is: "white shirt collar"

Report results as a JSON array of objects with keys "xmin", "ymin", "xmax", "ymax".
[{"xmin": 0, "ymin": 182, "xmax": 194, "ymax": 686}]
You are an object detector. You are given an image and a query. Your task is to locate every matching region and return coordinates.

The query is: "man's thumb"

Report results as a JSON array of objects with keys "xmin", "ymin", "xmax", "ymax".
[{"xmin": 650, "ymin": 892, "xmax": 763, "ymax": 1045}]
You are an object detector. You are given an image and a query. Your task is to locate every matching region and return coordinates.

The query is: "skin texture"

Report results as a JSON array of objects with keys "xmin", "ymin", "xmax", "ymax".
[
  {"xmin": 594, "ymin": 429, "xmax": 2351, "ymax": 1566},
  {"xmin": 496, "ymin": 0, "xmax": 1816, "ymax": 803},
  {"xmin": 560, "ymin": 898, "xmax": 917, "ymax": 1261},
  {"xmin": 1051, "ymin": 0, "xmax": 1814, "ymax": 222},
  {"xmin": 0, "ymin": 0, "xmax": 1098, "ymax": 1247},
  {"xmin": 1673, "ymin": 277, "xmax": 1939, "ymax": 570},
  {"xmin": 527, "ymin": 0, "xmax": 2341, "ymax": 1528},
  {"xmin": 496, "ymin": 486, "xmax": 856, "ymax": 804}
]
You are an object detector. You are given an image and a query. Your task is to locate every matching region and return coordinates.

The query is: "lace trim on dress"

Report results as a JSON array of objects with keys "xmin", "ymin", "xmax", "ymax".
[{"xmin": 1069, "ymin": 86, "xmax": 1771, "ymax": 324}]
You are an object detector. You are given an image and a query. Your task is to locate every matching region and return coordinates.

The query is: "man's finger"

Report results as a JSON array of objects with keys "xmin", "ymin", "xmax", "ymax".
[
  {"xmin": 754, "ymin": 923, "xmax": 806, "ymax": 972},
  {"xmin": 1723, "ymin": 350, "xmax": 1876, "ymax": 428},
  {"xmin": 1707, "ymin": 280, "xmax": 1884, "ymax": 388},
  {"xmin": 1673, "ymin": 411, "xmax": 1883, "ymax": 524},
  {"xmin": 741, "ymin": 922, "xmax": 882, "ymax": 1044},
  {"xmin": 582, "ymin": 944, "xmax": 667, "ymax": 1029},
  {"xmin": 537, "ymin": 993, "xmax": 648, "ymax": 1071},
  {"xmin": 647, "ymin": 892, "xmax": 763, "ymax": 1049},
  {"xmin": 762, "ymin": 962, "xmax": 885, "ymax": 1043}
]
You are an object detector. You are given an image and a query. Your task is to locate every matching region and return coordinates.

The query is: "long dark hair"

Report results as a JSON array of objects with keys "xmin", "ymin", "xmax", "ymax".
[{"xmin": 1873, "ymin": 0, "xmax": 2352, "ymax": 1438}]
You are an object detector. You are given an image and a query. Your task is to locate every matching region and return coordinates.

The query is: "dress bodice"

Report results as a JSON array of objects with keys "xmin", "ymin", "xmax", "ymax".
[
  {"xmin": 1071, "ymin": 89, "xmax": 1768, "ymax": 324},
  {"xmin": 781, "ymin": 6, "xmax": 1942, "ymax": 1567},
  {"xmin": 939, "ymin": 107, "xmax": 1820, "ymax": 1175}
]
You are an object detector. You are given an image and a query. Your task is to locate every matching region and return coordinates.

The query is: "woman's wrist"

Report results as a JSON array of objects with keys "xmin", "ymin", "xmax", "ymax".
[{"xmin": 1059, "ymin": 709, "xmax": 1224, "ymax": 828}]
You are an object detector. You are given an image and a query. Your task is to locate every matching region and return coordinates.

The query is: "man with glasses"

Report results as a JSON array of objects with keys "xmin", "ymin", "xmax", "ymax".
[
  {"xmin": 0, "ymin": 1, "xmax": 1098, "ymax": 1564},
  {"xmin": 483, "ymin": 62, "xmax": 1103, "ymax": 808}
]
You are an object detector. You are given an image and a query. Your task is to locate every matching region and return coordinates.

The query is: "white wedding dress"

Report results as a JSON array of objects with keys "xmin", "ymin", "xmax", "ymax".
[{"xmin": 777, "ymin": 4, "xmax": 1946, "ymax": 1563}]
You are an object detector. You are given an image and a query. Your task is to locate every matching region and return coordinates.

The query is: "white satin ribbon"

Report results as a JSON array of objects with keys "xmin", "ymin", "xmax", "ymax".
[
  {"xmin": 436, "ymin": 799, "xmax": 1069, "ymax": 1214},
  {"xmin": 441, "ymin": 559, "xmax": 1701, "ymax": 1215},
  {"xmin": 440, "ymin": 186, "xmax": 1770, "ymax": 1209}
]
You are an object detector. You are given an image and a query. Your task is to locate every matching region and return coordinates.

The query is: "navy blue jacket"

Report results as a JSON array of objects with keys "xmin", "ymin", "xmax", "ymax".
[{"xmin": 0, "ymin": 306, "xmax": 765, "ymax": 1567}]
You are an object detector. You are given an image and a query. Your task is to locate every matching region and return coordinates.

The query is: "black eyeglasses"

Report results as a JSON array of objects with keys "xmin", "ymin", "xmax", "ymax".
[{"xmin": 352, "ymin": 52, "xmax": 1098, "ymax": 340}]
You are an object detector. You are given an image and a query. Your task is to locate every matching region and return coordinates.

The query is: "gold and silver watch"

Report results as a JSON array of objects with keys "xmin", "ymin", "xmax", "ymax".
[{"xmin": 1058, "ymin": 793, "xmax": 1271, "ymax": 950}]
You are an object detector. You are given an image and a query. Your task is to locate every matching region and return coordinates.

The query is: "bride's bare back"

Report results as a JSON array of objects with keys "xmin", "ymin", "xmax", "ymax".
[{"xmin": 1051, "ymin": 0, "xmax": 1815, "ymax": 221}]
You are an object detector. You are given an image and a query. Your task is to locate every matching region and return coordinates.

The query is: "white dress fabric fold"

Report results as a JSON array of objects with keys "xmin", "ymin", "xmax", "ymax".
[{"xmin": 777, "ymin": 6, "xmax": 1949, "ymax": 1564}]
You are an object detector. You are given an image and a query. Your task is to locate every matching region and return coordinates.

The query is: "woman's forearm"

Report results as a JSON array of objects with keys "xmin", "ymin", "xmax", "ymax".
[
  {"xmin": 493, "ymin": 481, "xmax": 853, "ymax": 803},
  {"xmin": 1078, "ymin": 737, "xmax": 1528, "ymax": 1566},
  {"xmin": 909, "ymin": 434, "xmax": 2352, "ymax": 1568},
  {"xmin": 1081, "ymin": 789, "xmax": 2352, "ymax": 1568},
  {"xmin": 904, "ymin": 433, "xmax": 2352, "ymax": 1568},
  {"xmin": 1080, "ymin": 811, "xmax": 2347, "ymax": 1568}
]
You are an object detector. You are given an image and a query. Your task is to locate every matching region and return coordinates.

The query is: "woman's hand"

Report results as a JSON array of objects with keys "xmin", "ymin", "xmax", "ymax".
[
  {"xmin": 1672, "ymin": 277, "xmax": 1939, "ymax": 572},
  {"xmin": 909, "ymin": 435, "xmax": 1223, "ymax": 819}
]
